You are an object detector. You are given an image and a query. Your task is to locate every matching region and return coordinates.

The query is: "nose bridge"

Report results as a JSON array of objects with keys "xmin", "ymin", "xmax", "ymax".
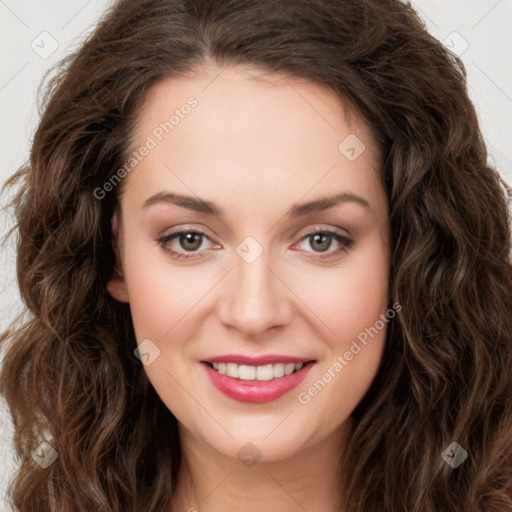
[{"xmin": 219, "ymin": 235, "xmax": 292, "ymax": 335}]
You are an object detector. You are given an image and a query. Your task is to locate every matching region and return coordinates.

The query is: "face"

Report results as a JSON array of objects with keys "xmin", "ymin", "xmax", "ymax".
[{"xmin": 107, "ymin": 62, "xmax": 391, "ymax": 463}]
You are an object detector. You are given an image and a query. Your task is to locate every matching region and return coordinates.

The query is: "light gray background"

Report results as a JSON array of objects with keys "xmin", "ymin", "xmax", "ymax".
[{"xmin": 1, "ymin": 1, "xmax": 511, "ymax": 509}]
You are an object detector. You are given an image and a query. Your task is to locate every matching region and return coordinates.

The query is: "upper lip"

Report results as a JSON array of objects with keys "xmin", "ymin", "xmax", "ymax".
[{"xmin": 201, "ymin": 354, "xmax": 316, "ymax": 365}]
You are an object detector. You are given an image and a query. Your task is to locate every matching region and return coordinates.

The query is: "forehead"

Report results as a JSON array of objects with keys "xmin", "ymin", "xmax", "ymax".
[{"xmin": 121, "ymin": 63, "xmax": 384, "ymax": 218}]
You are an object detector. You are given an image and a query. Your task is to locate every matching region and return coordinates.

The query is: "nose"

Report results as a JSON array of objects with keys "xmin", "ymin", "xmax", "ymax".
[{"xmin": 217, "ymin": 247, "xmax": 294, "ymax": 338}]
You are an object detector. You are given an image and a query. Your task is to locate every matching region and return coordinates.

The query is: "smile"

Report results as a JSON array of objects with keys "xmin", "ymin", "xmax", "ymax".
[{"xmin": 200, "ymin": 355, "xmax": 316, "ymax": 403}]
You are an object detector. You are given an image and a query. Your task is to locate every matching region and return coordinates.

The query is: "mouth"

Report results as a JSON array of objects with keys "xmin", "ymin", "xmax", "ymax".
[{"xmin": 200, "ymin": 357, "xmax": 316, "ymax": 403}]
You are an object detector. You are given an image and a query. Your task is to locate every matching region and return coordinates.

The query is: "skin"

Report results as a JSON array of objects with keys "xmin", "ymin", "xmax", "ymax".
[{"xmin": 107, "ymin": 61, "xmax": 391, "ymax": 512}]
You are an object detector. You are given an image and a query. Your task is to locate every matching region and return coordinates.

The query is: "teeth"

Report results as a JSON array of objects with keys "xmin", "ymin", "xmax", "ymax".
[
  {"xmin": 238, "ymin": 365, "xmax": 256, "ymax": 380},
  {"xmin": 256, "ymin": 364, "xmax": 273, "ymax": 381},
  {"xmin": 209, "ymin": 361, "xmax": 308, "ymax": 380},
  {"xmin": 284, "ymin": 363, "xmax": 295, "ymax": 376},
  {"xmin": 226, "ymin": 363, "xmax": 239, "ymax": 378},
  {"xmin": 273, "ymin": 363, "xmax": 285, "ymax": 378}
]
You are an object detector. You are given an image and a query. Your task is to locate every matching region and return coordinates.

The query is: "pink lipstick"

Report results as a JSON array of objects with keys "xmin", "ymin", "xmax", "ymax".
[{"xmin": 200, "ymin": 354, "xmax": 316, "ymax": 403}]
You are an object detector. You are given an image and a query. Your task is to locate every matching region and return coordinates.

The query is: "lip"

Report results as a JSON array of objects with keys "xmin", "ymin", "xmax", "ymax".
[
  {"xmin": 202, "ymin": 353, "xmax": 313, "ymax": 365},
  {"xmin": 200, "ymin": 358, "xmax": 316, "ymax": 404}
]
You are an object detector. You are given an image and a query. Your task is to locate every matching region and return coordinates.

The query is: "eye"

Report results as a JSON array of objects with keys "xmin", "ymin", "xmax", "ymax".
[
  {"xmin": 156, "ymin": 228, "xmax": 214, "ymax": 261},
  {"xmin": 293, "ymin": 228, "xmax": 354, "ymax": 260}
]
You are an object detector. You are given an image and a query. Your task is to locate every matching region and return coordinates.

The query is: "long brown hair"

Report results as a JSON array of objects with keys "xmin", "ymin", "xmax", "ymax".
[{"xmin": 2, "ymin": 0, "xmax": 512, "ymax": 510}]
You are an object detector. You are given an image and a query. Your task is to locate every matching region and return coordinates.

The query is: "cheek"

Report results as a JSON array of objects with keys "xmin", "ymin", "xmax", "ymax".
[
  {"xmin": 334, "ymin": 253, "xmax": 389, "ymax": 339},
  {"xmin": 294, "ymin": 236, "xmax": 390, "ymax": 345},
  {"xmin": 292, "ymin": 240, "xmax": 389, "ymax": 418},
  {"xmin": 122, "ymin": 236, "xmax": 211, "ymax": 342}
]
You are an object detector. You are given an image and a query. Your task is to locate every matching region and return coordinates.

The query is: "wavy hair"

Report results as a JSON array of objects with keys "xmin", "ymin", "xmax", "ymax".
[{"xmin": 2, "ymin": 0, "xmax": 512, "ymax": 510}]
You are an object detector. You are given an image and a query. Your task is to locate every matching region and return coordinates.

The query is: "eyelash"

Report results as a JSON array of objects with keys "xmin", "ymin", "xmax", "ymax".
[{"xmin": 156, "ymin": 226, "xmax": 354, "ymax": 262}]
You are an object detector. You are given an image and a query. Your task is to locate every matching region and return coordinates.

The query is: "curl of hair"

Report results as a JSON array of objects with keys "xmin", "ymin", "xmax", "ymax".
[{"xmin": 1, "ymin": 0, "xmax": 512, "ymax": 511}]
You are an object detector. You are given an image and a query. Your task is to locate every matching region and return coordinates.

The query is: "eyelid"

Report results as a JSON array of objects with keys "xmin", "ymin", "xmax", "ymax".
[
  {"xmin": 157, "ymin": 223, "xmax": 215, "ymax": 238},
  {"xmin": 295, "ymin": 223, "xmax": 351, "ymax": 239}
]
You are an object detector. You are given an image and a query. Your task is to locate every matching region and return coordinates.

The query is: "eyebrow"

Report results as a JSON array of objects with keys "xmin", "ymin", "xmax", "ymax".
[{"xmin": 142, "ymin": 191, "xmax": 371, "ymax": 217}]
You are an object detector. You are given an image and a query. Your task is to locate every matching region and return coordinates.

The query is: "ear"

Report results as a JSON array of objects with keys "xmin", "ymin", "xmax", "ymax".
[{"xmin": 106, "ymin": 209, "xmax": 130, "ymax": 303}]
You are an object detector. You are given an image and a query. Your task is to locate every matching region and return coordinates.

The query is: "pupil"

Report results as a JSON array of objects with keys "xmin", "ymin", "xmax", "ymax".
[
  {"xmin": 312, "ymin": 233, "xmax": 330, "ymax": 252},
  {"xmin": 181, "ymin": 232, "xmax": 201, "ymax": 250}
]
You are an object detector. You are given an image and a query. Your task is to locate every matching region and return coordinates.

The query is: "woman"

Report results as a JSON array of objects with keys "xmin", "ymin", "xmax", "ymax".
[{"xmin": 2, "ymin": 0, "xmax": 512, "ymax": 511}]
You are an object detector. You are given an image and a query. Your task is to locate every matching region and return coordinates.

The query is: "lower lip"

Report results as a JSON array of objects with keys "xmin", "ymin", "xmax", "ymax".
[{"xmin": 201, "ymin": 362, "xmax": 315, "ymax": 403}]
